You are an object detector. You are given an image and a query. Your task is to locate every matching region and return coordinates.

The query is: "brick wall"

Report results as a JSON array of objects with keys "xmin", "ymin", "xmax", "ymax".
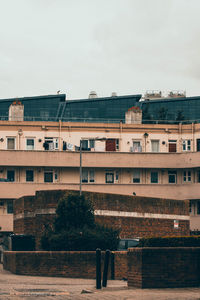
[
  {"xmin": 13, "ymin": 190, "xmax": 190, "ymax": 250},
  {"xmin": 128, "ymin": 247, "xmax": 200, "ymax": 288},
  {"xmin": 3, "ymin": 251, "xmax": 127, "ymax": 280}
]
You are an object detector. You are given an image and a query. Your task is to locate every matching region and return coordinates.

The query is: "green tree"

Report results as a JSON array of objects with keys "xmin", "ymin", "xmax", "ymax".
[{"xmin": 40, "ymin": 193, "xmax": 119, "ymax": 251}]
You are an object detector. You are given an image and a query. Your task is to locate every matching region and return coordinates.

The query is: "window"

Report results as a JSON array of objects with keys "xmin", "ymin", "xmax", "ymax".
[
  {"xmin": 80, "ymin": 139, "xmax": 96, "ymax": 151},
  {"xmin": 7, "ymin": 200, "xmax": 13, "ymax": 214},
  {"xmin": 89, "ymin": 139, "xmax": 95, "ymax": 149},
  {"xmin": 168, "ymin": 140, "xmax": 177, "ymax": 153},
  {"xmin": 7, "ymin": 170, "xmax": 15, "ymax": 182},
  {"xmin": 151, "ymin": 140, "xmax": 159, "ymax": 152},
  {"xmin": 197, "ymin": 201, "xmax": 200, "ymax": 215},
  {"xmin": 105, "ymin": 171, "xmax": 114, "ymax": 183},
  {"xmin": 82, "ymin": 169, "xmax": 95, "ymax": 183},
  {"xmin": 182, "ymin": 140, "xmax": 191, "ymax": 151},
  {"xmin": 133, "ymin": 170, "xmax": 140, "ymax": 183},
  {"xmin": 132, "ymin": 141, "xmax": 142, "ymax": 152},
  {"xmin": 7, "ymin": 138, "xmax": 15, "ymax": 150},
  {"xmin": 116, "ymin": 139, "xmax": 119, "ymax": 151},
  {"xmin": 43, "ymin": 138, "xmax": 59, "ymax": 151},
  {"xmin": 89, "ymin": 170, "xmax": 95, "ymax": 182},
  {"xmin": 26, "ymin": 170, "xmax": 34, "ymax": 182},
  {"xmin": 106, "ymin": 139, "xmax": 119, "ymax": 151},
  {"xmin": 168, "ymin": 171, "xmax": 177, "ymax": 183},
  {"xmin": 81, "ymin": 140, "xmax": 89, "ymax": 150},
  {"xmin": 197, "ymin": 139, "xmax": 200, "ymax": 152},
  {"xmin": 26, "ymin": 138, "xmax": 35, "ymax": 150},
  {"xmin": 183, "ymin": 171, "xmax": 191, "ymax": 182},
  {"xmin": 151, "ymin": 171, "xmax": 158, "ymax": 183},
  {"xmin": 197, "ymin": 171, "xmax": 200, "ymax": 183},
  {"xmin": 44, "ymin": 170, "xmax": 53, "ymax": 182}
]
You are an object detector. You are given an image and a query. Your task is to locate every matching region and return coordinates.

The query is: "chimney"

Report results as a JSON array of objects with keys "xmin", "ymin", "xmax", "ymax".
[
  {"xmin": 125, "ymin": 106, "xmax": 142, "ymax": 124},
  {"xmin": 88, "ymin": 91, "xmax": 98, "ymax": 99},
  {"xmin": 9, "ymin": 100, "xmax": 24, "ymax": 121}
]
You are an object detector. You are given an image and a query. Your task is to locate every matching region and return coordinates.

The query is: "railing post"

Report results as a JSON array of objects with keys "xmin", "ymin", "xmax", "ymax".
[
  {"xmin": 110, "ymin": 251, "xmax": 115, "ymax": 280},
  {"xmin": 96, "ymin": 248, "xmax": 101, "ymax": 289},
  {"xmin": 102, "ymin": 249, "xmax": 110, "ymax": 287}
]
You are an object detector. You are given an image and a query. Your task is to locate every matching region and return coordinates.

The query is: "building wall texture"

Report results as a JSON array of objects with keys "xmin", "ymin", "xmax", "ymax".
[
  {"xmin": 13, "ymin": 190, "xmax": 190, "ymax": 249},
  {"xmin": 3, "ymin": 251, "xmax": 127, "ymax": 280},
  {"xmin": 128, "ymin": 247, "xmax": 200, "ymax": 288}
]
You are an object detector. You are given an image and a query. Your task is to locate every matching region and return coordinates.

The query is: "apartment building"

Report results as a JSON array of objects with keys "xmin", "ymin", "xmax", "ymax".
[{"xmin": 0, "ymin": 93, "xmax": 200, "ymax": 236}]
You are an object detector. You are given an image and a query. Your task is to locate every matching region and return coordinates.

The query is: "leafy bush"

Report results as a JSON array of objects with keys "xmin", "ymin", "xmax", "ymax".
[
  {"xmin": 138, "ymin": 236, "xmax": 200, "ymax": 247},
  {"xmin": 40, "ymin": 193, "xmax": 119, "ymax": 251}
]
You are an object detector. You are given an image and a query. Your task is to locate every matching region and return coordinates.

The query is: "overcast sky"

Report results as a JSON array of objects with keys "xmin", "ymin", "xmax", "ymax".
[{"xmin": 0, "ymin": 0, "xmax": 200, "ymax": 100}]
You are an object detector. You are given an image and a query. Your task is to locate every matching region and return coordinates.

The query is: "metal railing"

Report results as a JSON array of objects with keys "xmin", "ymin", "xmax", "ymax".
[{"xmin": 0, "ymin": 115, "xmax": 200, "ymax": 124}]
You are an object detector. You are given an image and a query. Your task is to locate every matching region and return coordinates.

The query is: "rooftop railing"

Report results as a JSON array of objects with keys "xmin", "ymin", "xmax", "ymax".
[{"xmin": 0, "ymin": 115, "xmax": 199, "ymax": 124}]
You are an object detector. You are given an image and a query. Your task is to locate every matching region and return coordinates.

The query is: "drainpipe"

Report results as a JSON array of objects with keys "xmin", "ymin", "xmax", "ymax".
[{"xmin": 59, "ymin": 120, "xmax": 62, "ymax": 151}]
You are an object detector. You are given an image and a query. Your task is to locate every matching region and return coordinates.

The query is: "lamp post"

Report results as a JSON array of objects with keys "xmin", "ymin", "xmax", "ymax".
[
  {"xmin": 79, "ymin": 137, "xmax": 106, "ymax": 196},
  {"xmin": 79, "ymin": 139, "xmax": 83, "ymax": 196}
]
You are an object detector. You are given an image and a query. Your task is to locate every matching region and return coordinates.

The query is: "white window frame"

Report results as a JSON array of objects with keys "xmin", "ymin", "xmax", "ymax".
[
  {"xmin": 182, "ymin": 140, "xmax": 191, "ymax": 151},
  {"xmin": 183, "ymin": 170, "xmax": 191, "ymax": 183},
  {"xmin": 116, "ymin": 139, "xmax": 119, "ymax": 151},
  {"xmin": 151, "ymin": 140, "xmax": 160, "ymax": 152},
  {"xmin": 44, "ymin": 137, "xmax": 59, "ymax": 150},
  {"xmin": 26, "ymin": 138, "xmax": 35, "ymax": 150},
  {"xmin": 132, "ymin": 140, "xmax": 142, "ymax": 152},
  {"xmin": 82, "ymin": 169, "xmax": 95, "ymax": 183},
  {"xmin": 7, "ymin": 137, "xmax": 16, "ymax": 150},
  {"xmin": 133, "ymin": 169, "xmax": 140, "ymax": 183}
]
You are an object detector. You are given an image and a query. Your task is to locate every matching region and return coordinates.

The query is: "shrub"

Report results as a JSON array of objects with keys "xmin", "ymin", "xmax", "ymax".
[
  {"xmin": 40, "ymin": 193, "xmax": 119, "ymax": 251},
  {"xmin": 138, "ymin": 236, "xmax": 200, "ymax": 247}
]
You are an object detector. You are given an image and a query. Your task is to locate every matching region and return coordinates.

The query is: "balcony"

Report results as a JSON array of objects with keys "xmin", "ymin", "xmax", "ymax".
[{"xmin": 0, "ymin": 150, "xmax": 199, "ymax": 169}]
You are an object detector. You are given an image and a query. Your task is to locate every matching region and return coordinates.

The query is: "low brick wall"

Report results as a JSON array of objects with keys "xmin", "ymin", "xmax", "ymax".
[
  {"xmin": 128, "ymin": 247, "xmax": 200, "ymax": 288},
  {"xmin": 3, "ymin": 251, "xmax": 127, "ymax": 280}
]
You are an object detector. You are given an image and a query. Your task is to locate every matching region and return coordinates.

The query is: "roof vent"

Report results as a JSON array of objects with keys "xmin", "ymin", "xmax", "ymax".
[
  {"xmin": 111, "ymin": 92, "xmax": 117, "ymax": 97},
  {"xmin": 89, "ymin": 91, "xmax": 98, "ymax": 99}
]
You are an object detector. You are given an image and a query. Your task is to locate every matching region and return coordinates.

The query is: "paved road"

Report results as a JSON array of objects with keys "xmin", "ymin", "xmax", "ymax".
[{"xmin": 0, "ymin": 264, "xmax": 200, "ymax": 299}]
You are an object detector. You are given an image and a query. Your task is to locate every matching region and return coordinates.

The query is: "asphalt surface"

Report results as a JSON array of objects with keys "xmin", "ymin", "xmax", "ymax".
[{"xmin": 0, "ymin": 264, "xmax": 200, "ymax": 299}]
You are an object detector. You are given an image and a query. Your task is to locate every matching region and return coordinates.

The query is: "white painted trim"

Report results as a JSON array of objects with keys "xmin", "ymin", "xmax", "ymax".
[
  {"xmin": 14, "ymin": 208, "xmax": 189, "ymax": 221},
  {"xmin": 94, "ymin": 210, "xmax": 190, "ymax": 220}
]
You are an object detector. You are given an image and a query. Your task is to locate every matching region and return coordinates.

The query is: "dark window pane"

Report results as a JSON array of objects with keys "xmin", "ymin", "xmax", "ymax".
[
  {"xmin": 44, "ymin": 172, "xmax": 53, "ymax": 182},
  {"xmin": 151, "ymin": 172, "xmax": 158, "ymax": 183},
  {"xmin": 106, "ymin": 172, "xmax": 114, "ymax": 183},
  {"xmin": 197, "ymin": 201, "xmax": 200, "ymax": 215},
  {"xmin": 26, "ymin": 170, "xmax": 34, "ymax": 182},
  {"xmin": 7, "ymin": 170, "xmax": 15, "ymax": 182},
  {"xmin": 7, "ymin": 200, "xmax": 13, "ymax": 214}
]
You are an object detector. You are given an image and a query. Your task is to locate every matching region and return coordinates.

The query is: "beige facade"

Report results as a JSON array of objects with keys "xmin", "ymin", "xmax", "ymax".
[{"xmin": 0, "ymin": 120, "xmax": 200, "ymax": 232}]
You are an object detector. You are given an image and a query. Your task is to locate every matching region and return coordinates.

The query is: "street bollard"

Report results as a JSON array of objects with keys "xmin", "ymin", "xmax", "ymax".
[
  {"xmin": 110, "ymin": 251, "xmax": 115, "ymax": 280},
  {"xmin": 102, "ymin": 249, "xmax": 110, "ymax": 287},
  {"xmin": 96, "ymin": 248, "xmax": 101, "ymax": 289}
]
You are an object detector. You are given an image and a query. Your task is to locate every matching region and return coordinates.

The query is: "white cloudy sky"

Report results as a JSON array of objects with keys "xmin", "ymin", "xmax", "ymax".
[{"xmin": 0, "ymin": 0, "xmax": 200, "ymax": 100}]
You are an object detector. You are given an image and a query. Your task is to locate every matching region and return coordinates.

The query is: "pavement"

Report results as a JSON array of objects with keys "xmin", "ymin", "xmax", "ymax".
[{"xmin": 0, "ymin": 264, "xmax": 200, "ymax": 299}]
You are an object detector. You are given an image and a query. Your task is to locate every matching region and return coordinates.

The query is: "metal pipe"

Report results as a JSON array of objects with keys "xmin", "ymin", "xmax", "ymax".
[{"xmin": 80, "ymin": 140, "xmax": 82, "ymax": 196}]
